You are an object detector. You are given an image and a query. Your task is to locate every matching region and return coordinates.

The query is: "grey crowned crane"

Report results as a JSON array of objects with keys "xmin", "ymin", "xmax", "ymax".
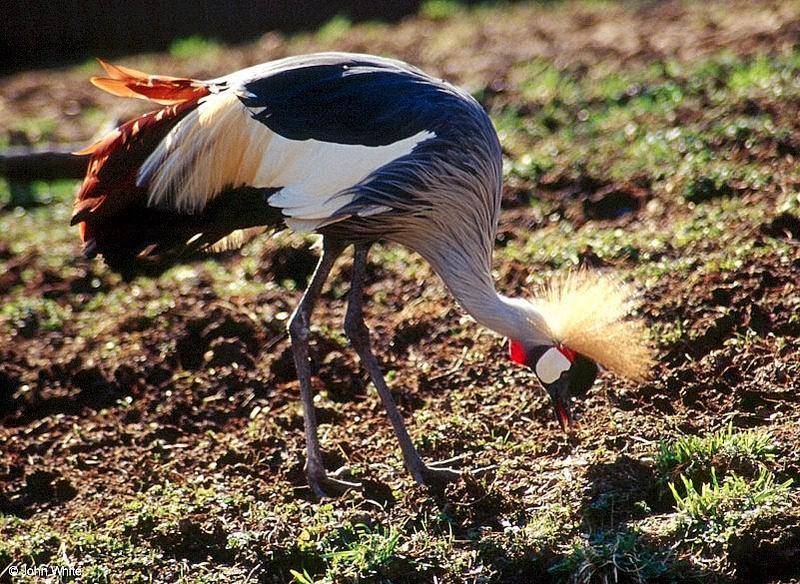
[{"xmin": 72, "ymin": 53, "xmax": 653, "ymax": 497}]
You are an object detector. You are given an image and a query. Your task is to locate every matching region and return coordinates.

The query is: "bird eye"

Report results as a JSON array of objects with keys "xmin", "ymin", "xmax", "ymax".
[{"xmin": 569, "ymin": 354, "xmax": 598, "ymax": 396}]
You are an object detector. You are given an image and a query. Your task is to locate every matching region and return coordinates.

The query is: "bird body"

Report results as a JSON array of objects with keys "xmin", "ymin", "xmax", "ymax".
[
  {"xmin": 75, "ymin": 54, "xmax": 498, "ymax": 266},
  {"xmin": 73, "ymin": 53, "xmax": 652, "ymax": 496}
]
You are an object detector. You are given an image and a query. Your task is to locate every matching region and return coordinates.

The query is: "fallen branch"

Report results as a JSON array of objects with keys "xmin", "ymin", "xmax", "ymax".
[{"xmin": 0, "ymin": 144, "xmax": 89, "ymax": 181}]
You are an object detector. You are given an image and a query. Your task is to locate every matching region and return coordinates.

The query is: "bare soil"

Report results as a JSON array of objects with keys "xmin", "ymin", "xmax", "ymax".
[{"xmin": 2, "ymin": 1, "xmax": 800, "ymax": 582}]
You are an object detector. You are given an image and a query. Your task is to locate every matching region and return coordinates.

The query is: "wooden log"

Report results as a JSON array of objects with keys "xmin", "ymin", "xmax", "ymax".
[{"xmin": 0, "ymin": 145, "xmax": 89, "ymax": 182}]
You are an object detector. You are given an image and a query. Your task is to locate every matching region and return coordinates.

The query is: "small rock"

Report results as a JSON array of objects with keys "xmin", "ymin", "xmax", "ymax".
[
  {"xmin": 205, "ymin": 338, "xmax": 255, "ymax": 368},
  {"xmin": 761, "ymin": 212, "xmax": 800, "ymax": 241},
  {"xmin": 582, "ymin": 185, "xmax": 645, "ymax": 220}
]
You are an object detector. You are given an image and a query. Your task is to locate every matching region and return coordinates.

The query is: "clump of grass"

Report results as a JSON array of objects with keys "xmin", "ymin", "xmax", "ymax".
[
  {"xmin": 508, "ymin": 151, "xmax": 556, "ymax": 183},
  {"xmin": 669, "ymin": 467, "xmax": 793, "ymax": 545},
  {"xmin": 290, "ymin": 569, "xmax": 316, "ymax": 584},
  {"xmin": 514, "ymin": 58, "xmax": 579, "ymax": 105},
  {"xmin": 324, "ymin": 524, "xmax": 401, "ymax": 579},
  {"xmin": 316, "ymin": 15, "xmax": 352, "ymax": 42},
  {"xmin": 293, "ymin": 522, "xmax": 404, "ymax": 583},
  {"xmin": 549, "ymin": 531, "xmax": 671, "ymax": 584},
  {"xmin": 656, "ymin": 426, "xmax": 795, "ymax": 564},
  {"xmin": 655, "ymin": 423, "xmax": 776, "ymax": 484},
  {"xmin": 168, "ymin": 35, "xmax": 222, "ymax": 60},
  {"xmin": 420, "ymin": 0, "xmax": 463, "ymax": 20},
  {"xmin": 8, "ymin": 115, "xmax": 58, "ymax": 143},
  {"xmin": 1, "ymin": 178, "xmax": 78, "ymax": 209},
  {"xmin": 1, "ymin": 297, "xmax": 71, "ymax": 334},
  {"xmin": 727, "ymin": 55, "xmax": 774, "ymax": 94}
]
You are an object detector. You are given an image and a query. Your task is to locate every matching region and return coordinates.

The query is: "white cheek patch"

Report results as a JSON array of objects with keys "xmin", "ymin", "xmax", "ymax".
[{"xmin": 535, "ymin": 347, "xmax": 572, "ymax": 385}]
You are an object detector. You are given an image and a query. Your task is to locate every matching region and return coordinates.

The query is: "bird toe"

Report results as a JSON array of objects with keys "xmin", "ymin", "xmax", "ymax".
[
  {"xmin": 421, "ymin": 465, "xmax": 462, "ymax": 484},
  {"xmin": 306, "ymin": 467, "xmax": 362, "ymax": 498}
]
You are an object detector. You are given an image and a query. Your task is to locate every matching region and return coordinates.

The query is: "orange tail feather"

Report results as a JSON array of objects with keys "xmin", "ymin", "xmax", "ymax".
[
  {"xmin": 73, "ymin": 63, "xmax": 283, "ymax": 275},
  {"xmin": 72, "ymin": 98, "xmax": 205, "ymax": 246},
  {"xmin": 90, "ymin": 59, "xmax": 208, "ymax": 105}
]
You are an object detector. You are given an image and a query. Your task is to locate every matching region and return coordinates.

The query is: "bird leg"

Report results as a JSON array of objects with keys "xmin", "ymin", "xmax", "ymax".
[
  {"xmin": 288, "ymin": 238, "xmax": 360, "ymax": 498},
  {"xmin": 344, "ymin": 244, "xmax": 461, "ymax": 486}
]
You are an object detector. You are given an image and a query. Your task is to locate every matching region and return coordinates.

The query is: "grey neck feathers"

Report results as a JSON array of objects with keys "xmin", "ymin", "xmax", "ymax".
[
  {"xmin": 443, "ymin": 266, "xmax": 550, "ymax": 343},
  {"xmin": 418, "ymin": 241, "xmax": 552, "ymax": 345},
  {"xmin": 390, "ymin": 116, "xmax": 553, "ymax": 344}
]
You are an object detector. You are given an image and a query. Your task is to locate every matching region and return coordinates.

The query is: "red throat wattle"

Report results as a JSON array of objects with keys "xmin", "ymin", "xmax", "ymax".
[
  {"xmin": 557, "ymin": 344, "xmax": 577, "ymax": 363},
  {"xmin": 509, "ymin": 339, "xmax": 526, "ymax": 364}
]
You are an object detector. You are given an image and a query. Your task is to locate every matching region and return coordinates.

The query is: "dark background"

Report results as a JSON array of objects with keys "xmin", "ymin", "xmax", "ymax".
[{"xmin": 1, "ymin": 0, "xmax": 423, "ymax": 72}]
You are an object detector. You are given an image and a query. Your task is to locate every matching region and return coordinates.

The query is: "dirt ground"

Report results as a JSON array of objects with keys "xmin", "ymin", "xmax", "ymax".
[{"xmin": 2, "ymin": 1, "xmax": 800, "ymax": 582}]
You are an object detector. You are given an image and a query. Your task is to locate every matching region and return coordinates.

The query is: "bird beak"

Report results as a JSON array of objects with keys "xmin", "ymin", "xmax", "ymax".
[{"xmin": 547, "ymin": 376, "xmax": 573, "ymax": 432}]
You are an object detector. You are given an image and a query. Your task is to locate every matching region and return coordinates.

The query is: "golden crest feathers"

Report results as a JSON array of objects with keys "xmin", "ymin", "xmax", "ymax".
[{"xmin": 532, "ymin": 270, "xmax": 654, "ymax": 382}]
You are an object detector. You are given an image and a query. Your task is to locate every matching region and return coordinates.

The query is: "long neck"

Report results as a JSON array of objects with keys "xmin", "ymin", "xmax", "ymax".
[
  {"xmin": 418, "ymin": 242, "xmax": 551, "ymax": 344},
  {"xmin": 390, "ymin": 124, "xmax": 552, "ymax": 344}
]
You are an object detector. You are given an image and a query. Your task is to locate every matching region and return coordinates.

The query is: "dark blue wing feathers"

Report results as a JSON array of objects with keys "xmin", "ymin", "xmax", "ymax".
[{"xmin": 238, "ymin": 58, "xmax": 465, "ymax": 146}]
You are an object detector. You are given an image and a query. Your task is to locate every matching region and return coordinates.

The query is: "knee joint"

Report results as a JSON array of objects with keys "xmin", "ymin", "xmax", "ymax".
[
  {"xmin": 344, "ymin": 313, "xmax": 369, "ymax": 345},
  {"xmin": 288, "ymin": 313, "xmax": 310, "ymax": 342}
]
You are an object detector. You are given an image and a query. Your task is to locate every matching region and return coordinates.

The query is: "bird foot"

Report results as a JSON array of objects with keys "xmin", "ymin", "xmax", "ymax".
[
  {"xmin": 409, "ymin": 455, "xmax": 464, "ymax": 486},
  {"xmin": 307, "ymin": 466, "xmax": 362, "ymax": 499}
]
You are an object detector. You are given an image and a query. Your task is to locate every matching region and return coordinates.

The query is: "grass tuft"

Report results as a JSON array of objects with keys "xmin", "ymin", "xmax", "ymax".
[
  {"xmin": 289, "ymin": 518, "xmax": 407, "ymax": 582},
  {"xmin": 322, "ymin": 523, "xmax": 402, "ymax": 579},
  {"xmin": 1, "ymin": 297, "xmax": 71, "ymax": 333},
  {"xmin": 655, "ymin": 423, "xmax": 776, "ymax": 483},
  {"xmin": 316, "ymin": 15, "xmax": 353, "ymax": 42},
  {"xmin": 549, "ymin": 531, "xmax": 671, "ymax": 584},
  {"xmin": 669, "ymin": 468, "xmax": 793, "ymax": 544},
  {"xmin": 420, "ymin": 0, "xmax": 464, "ymax": 21},
  {"xmin": 168, "ymin": 35, "xmax": 222, "ymax": 60}
]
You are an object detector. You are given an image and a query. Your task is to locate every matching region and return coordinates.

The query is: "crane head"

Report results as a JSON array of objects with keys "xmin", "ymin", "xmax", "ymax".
[
  {"xmin": 509, "ymin": 340, "xmax": 598, "ymax": 431},
  {"xmin": 507, "ymin": 270, "xmax": 654, "ymax": 431}
]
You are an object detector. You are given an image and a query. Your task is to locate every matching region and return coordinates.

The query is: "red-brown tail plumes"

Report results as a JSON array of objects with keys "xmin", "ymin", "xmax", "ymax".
[
  {"xmin": 71, "ymin": 61, "xmax": 283, "ymax": 277},
  {"xmin": 72, "ymin": 98, "xmax": 203, "ymax": 252},
  {"xmin": 89, "ymin": 59, "xmax": 208, "ymax": 105},
  {"xmin": 73, "ymin": 62, "xmax": 212, "ymax": 244},
  {"xmin": 72, "ymin": 62, "xmax": 285, "ymax": 278}
]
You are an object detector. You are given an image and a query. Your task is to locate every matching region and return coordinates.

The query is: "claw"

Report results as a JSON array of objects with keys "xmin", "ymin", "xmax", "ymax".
[
  {"xmin": 408, "ymin": 456, "xmax": 463, "ymax": 486},
  {"xmin": 307, "ymin": 466, "xmax": 362, "ymax": 498},
  {"xmin": 421, "ymin": 464, "xmax": 462, "ymax": 484}
]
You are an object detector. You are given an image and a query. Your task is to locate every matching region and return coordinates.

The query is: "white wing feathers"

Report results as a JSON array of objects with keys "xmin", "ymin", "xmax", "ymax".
[
  {"xmin": 138, "ymin": 90, "xmax": 435, "ymax": 232},
  {"xmin": 139, "ymin": 92, "xmax": 269, "ymax": 213}
]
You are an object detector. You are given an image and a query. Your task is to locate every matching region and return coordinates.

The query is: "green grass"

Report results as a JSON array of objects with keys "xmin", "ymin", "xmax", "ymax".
[
  {"xmin": 316, "ymin": 15, "xmax": 353, "ymax": 43},
  {"xmin": 1, "ymin": 518, "xmax": 145, "ymax": 584},
  {"xmin": 320, "ymin": 523, "xmax": 402, "ymax": 581},
  {"xmin": 549, "ymin": 531, "xmax": 672, "ymax": 584},
  {"xmin": 7, "ymin": 116, "xmax": 58, "ymax": 142},
  {"xmin": 281, "ymin": 508, "xmax": 424, "ymax": 583},
  {"xmin": 727, "ymin": 54, "xmax": 777, "ymax": 94},
  {"xmin": 168, "ymin": 36, "xmax": 222, "ymax": 60},
  {"xmin": 653, "ymin": 426, "xmax": 793, "ymax": 559},
  {"xmin": 515, "ymin": 58, "xmax": 580, "ymax": 105},
  {"xmin": 419, "ymin": 0, "xmax": 464, "ymax": 20},
  {"xmin": 1, "ymin": 297, "xmax": 71, "ymax": 333},
  {"xmin": 4, "ymin": 2, "xmax": 800, "ymax": 583},
  {"xmin": 497, "ymin": 48, "xmax": 800, "ymax": 198},
  {"xmin": 497, "ymin": 193, "xmax": 787, "ymax": 286},
  {"xmin": 655, "ymin": 423, "xmax": 777, "ymax": 483},
  {"xmin": 670, "ymin": 468, "xmax": 793, "ymax": 545}
]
